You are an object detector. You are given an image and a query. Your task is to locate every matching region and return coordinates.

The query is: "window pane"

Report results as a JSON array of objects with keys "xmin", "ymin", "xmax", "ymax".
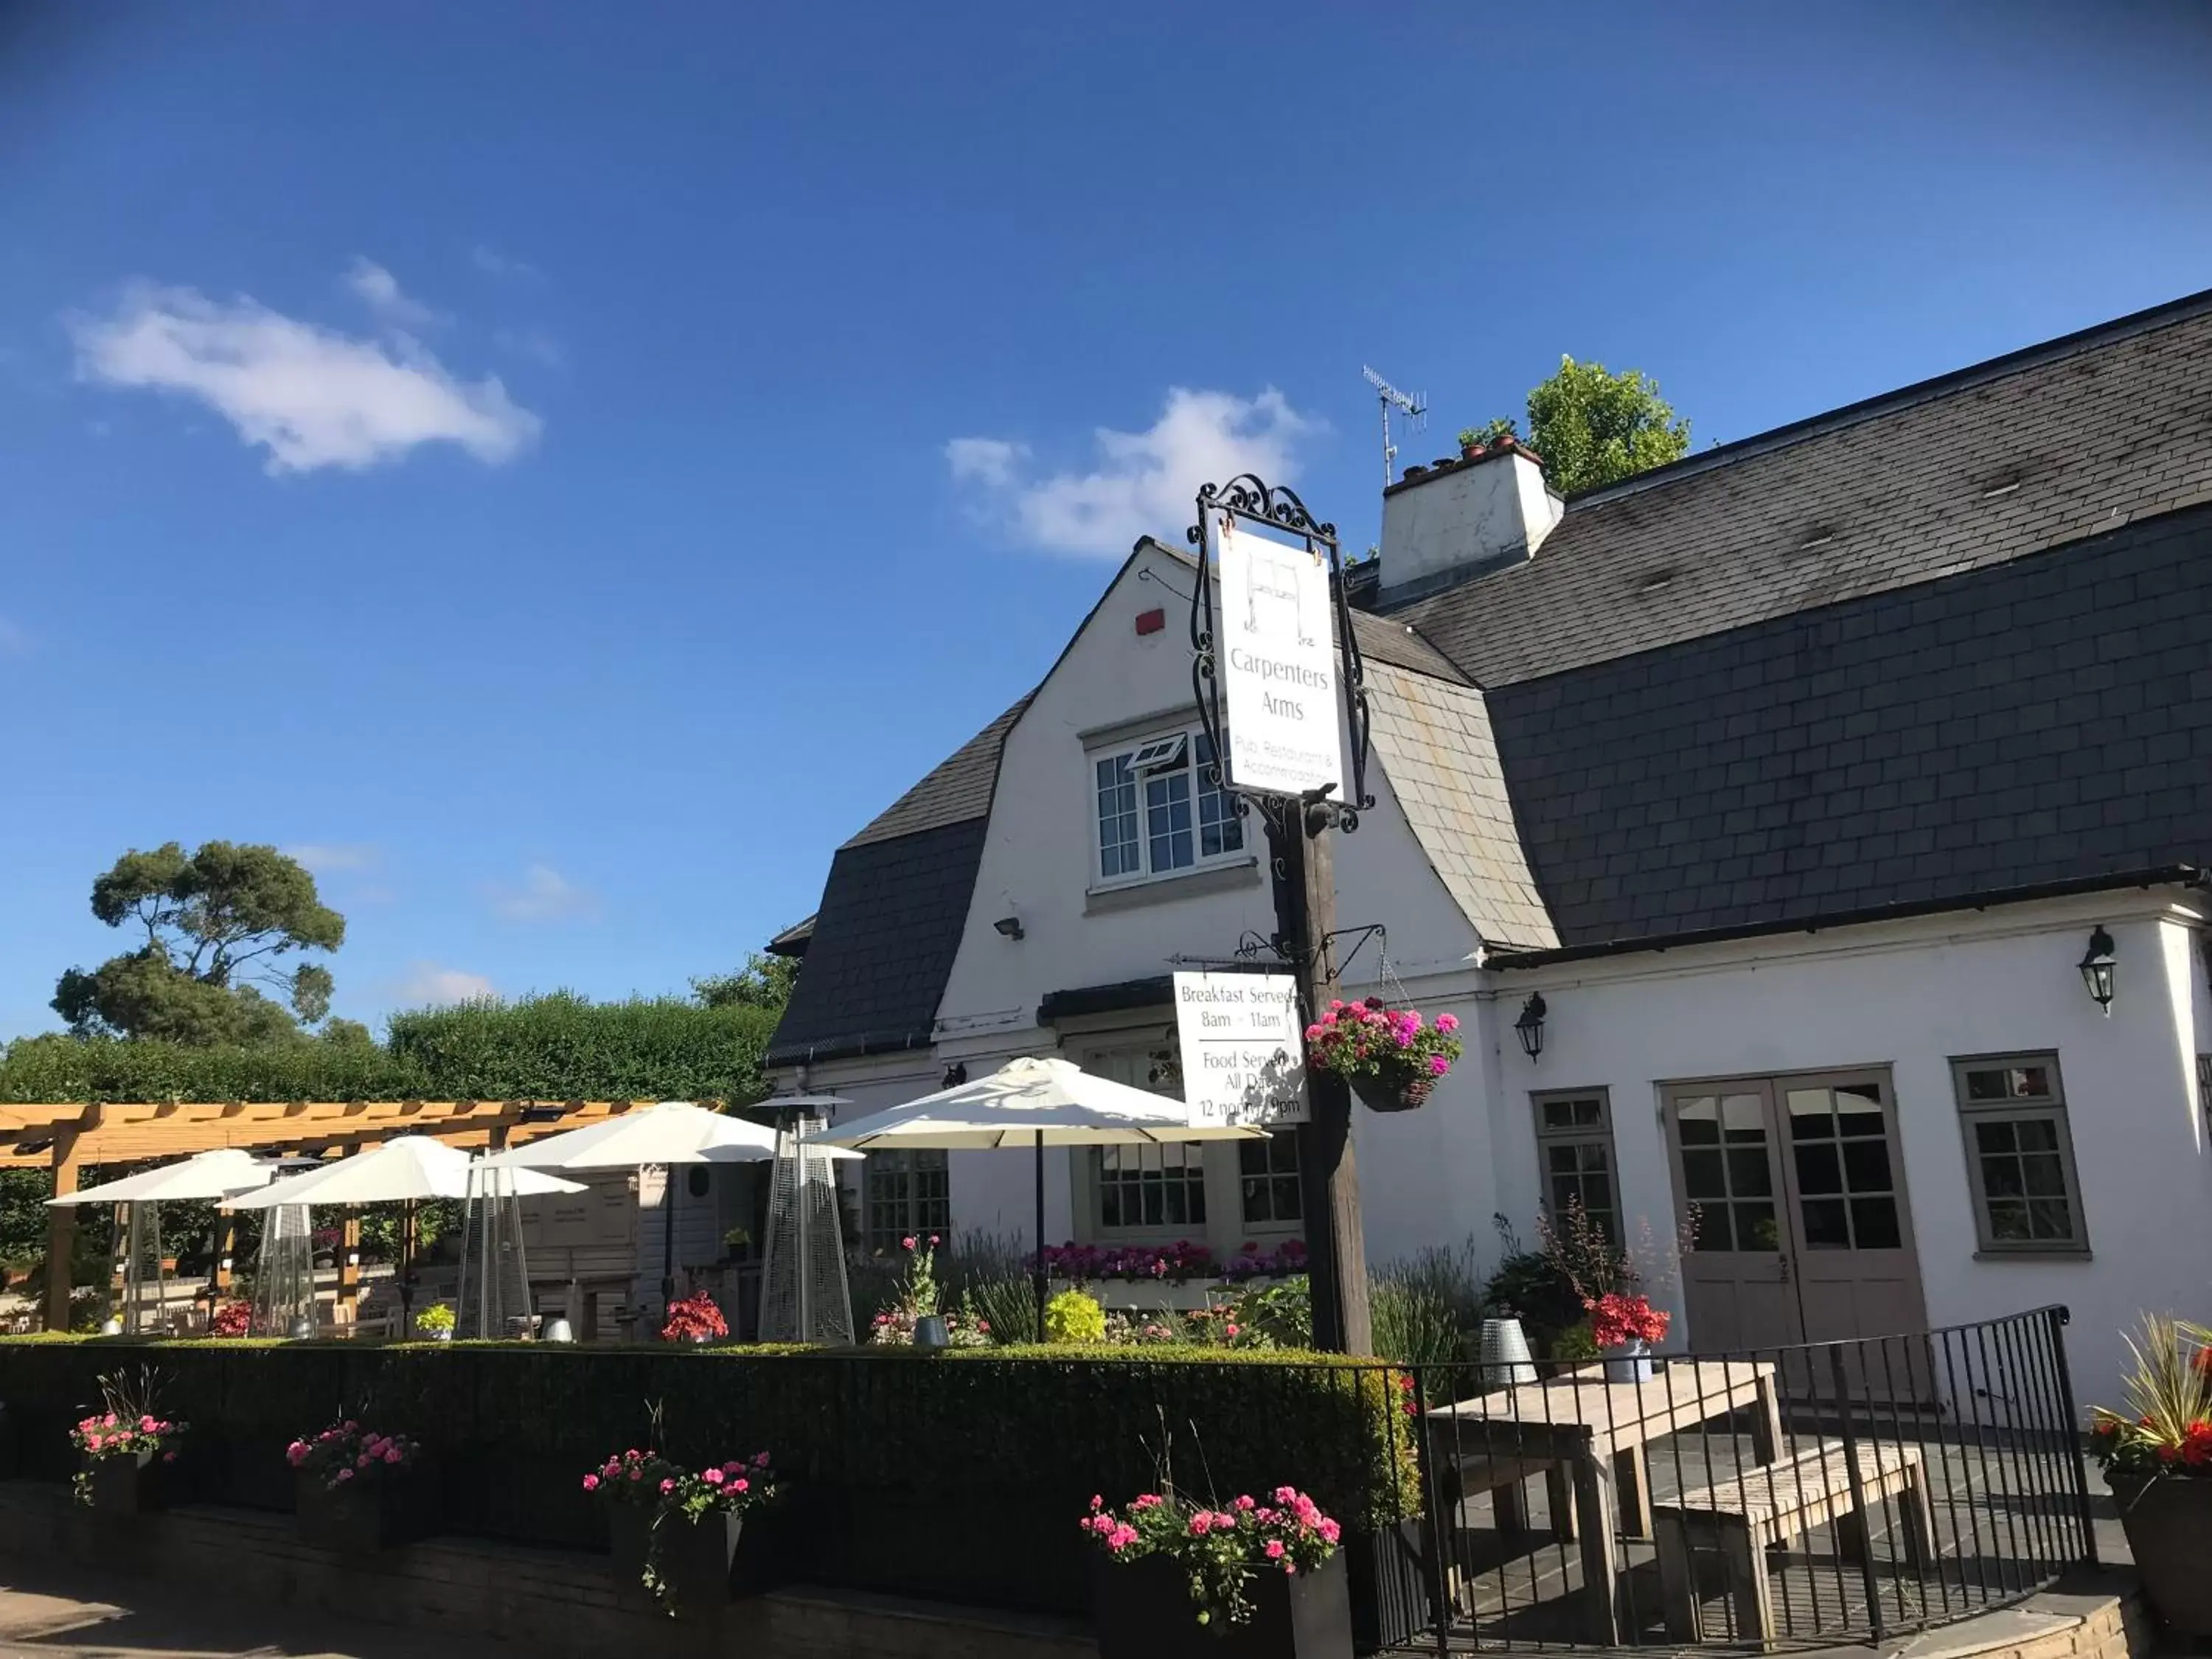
[
  {"xmin": 1677, "ymin": 1097, "xmax": 1719, "ymax": 1144},
  {"xmin": 2028, "ymin": 1197, "xmax": 2075, "ymax": 1240},
  {"xmin": 1851, "ymin": 1197, "xmax": 1902, "ymax": 1249},
  {"xmin": 1542, "ymin": 1101, "xmax": 1577, "ymax": 1131},
  {"xmin": 1981, "ymin": 1154, "xmax": 2025, "ymax": 1197},
  {"xmin": 1987, "ymin": 1200, "xmax": 2031, "ymax": 1241},
  {"xmin": 1786, "ymin": 1089, "xmax": 1832, "ymax": 1138},
  {"xmin": 1975, "ymin": 1119, "xmax": 2018, "ymax": 1155},
  {"xmin": 1097, "ymin": 755, "xmax": 1139, "ymax": 878},
  {"xmin": 1273, "ymin": 1177, "xmax": 1301, "ymax": 1219},
  {"xmin": 2021, "ymin": 1152, "xmax": 2068, "ymax": 1195},
  {"xmin": 1836, "ymin": 1085, "xmax": 1887, "ymax": 1137},
  {"xmin": 1841, "ymin": 1138, "xmax": 1893, "ymax": 1194},
  {"xmin": 1147, "ymin": 772, "xmax": 1194, "ymax": 872},
  {"xmin": 1194, "ymin": 731, "xmax": 1245, "ymax": 858},
  {"xmin": 1721, "ymin": 1094, "xmax": 1765, "ymax": 1143},
  {"xmin": 1726, "ymin": 1147, "xmax": 1773, "ymax": 1197},
  {"xmin": 1800, "ymin": 1197, "xmax": 1850, "ymax": 1248},
  {"xmin": 1681, "ymin": 1149, "xmax": 1727, "ymax": 1200},
  {"xmin": 1795, "ymin": 1141, "xmax": 1843, "ymax": 1195},
  {"xmin": 2015, "ymin": 1118, "xmax": 2061, "ymax": 1153},
  {"xmin": 1690, "ymin": 1202, "xmax": 1733, "ymax": 1252},
  {"xmin": 1736, "ymin": 1204, "xmax": 1779, "ymax": 1251}
]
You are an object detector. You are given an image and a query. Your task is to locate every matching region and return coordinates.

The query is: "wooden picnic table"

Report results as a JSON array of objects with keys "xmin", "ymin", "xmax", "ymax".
[{"xmin": 1427, "ymin": 1359, "xmax": 1783, "ymax": 1644}]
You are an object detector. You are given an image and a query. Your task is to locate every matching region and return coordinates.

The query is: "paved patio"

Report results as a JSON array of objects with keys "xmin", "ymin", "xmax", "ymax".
[{"xmin": 0, "ymin": 1562, "xmax": 477, "ymax": 1659}]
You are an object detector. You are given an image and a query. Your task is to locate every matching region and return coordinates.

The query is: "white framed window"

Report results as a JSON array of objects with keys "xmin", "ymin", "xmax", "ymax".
[
  {"xmin": 1090, "ymin": 726, "xmax": 1242, "ymax": 885},
  {"xmin": 1238, "ymin": 1131, "xmax": 1303, "ymax": 1225},
  {"xmin": 1096, "ymin": 1143, "xmax": 1208, "ymax": 1231},
  {"xmin": 864, "ymin": 1149, "xmax": 950, "ymax": 1252},
  {"xmin": 1950, "ymin": 1054, "xmax": 2088, "ymax": 1254},
  {"xmin": 1532, "ymin": 1089, "xmax": 1621, "ymax": 1245}
]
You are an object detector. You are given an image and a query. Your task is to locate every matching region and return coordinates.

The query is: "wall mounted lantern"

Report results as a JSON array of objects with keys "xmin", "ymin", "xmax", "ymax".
[
  {"xmin": 2078, "ymin": 925, "xmax": 2116, "ymax": 1017},
  {"xmin": 942, "ymin": 1062, "xmax": 968, "ymax": 1089},
  {"xmin": 1514, "ymin": 993, "xmax": 1548, "ymax": 1060},
  {"xmin": 993, "ymin": 914, "xmax": 1025, "ymax": 941}
]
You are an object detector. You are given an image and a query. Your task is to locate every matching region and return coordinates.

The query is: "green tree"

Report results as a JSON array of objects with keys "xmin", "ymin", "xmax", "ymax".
[
  {"xmin": 1461, "ymin": 355, "xmax": 1691, "ymax": 497},
  {"xmin": 52, "ymin": 841, "xmax": 346, "ymax": 1044},
  {"xmin": 690, "ymin": 952, "xmax": 799, "ymax": 1012}
]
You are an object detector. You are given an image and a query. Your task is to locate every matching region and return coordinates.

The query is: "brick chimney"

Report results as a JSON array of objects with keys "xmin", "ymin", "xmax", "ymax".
[{"xmin": 1377, "ymin": 435, "xmax": 1563, "ymax": 603}]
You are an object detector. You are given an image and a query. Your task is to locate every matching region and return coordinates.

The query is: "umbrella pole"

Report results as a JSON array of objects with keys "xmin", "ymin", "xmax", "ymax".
[
  {"xmin": 661, "ymin": 1163, "xmax": 677, "ymax": 1316},
  {"xmin": 1032, "ymin": 1136, "xmax": 1046, "ymax": 1341}
]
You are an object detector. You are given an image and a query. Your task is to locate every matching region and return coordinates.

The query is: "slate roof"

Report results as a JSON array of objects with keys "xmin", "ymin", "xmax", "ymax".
[
  {"xmin": 1481, "ymin": 499, "xmax": 2212, "ymax": 947},
  {"xmin": 1364, "ymin": 662, "xmax": 1559, "ymax": 950},
  {"xmin": 765, "ymin": 816, "xmax": 993, "ymax": 1066},
  {"xmin": 1392, "ymin": 290, "xmax": 2212, "ymax": 688},
  {"xmin": 846, "ymin": 698, "xmax": 1032, "ymax": 847}
]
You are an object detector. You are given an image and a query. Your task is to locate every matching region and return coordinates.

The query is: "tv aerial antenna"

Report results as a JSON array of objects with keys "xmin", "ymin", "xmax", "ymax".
[{"xmin": 1363, "ymin": 365, "xmax": 1427, "ymax": 494}]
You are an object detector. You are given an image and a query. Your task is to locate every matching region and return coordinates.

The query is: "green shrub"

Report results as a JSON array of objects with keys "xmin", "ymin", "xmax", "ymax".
[
  {"xmin": 385, "ymin": 992, "xmax": 778, "ymax": 1104},
  {"xmin": 1370, "ymin": 1276, "xmax": 1464, "ymax": 1366},
  {"xmin": 1043, "ymin": 1290, "xmax": 1105, "ymax": 1344},
  {"xmin": 0, "ymin": 1337, "xmax": 1419, "ymax": 1612}
]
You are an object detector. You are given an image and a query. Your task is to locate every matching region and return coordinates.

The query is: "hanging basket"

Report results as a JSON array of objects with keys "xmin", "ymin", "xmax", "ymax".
[{"xmin": 1349, "ymin": 1068, "xmax": 1435, "ymax": 1114}]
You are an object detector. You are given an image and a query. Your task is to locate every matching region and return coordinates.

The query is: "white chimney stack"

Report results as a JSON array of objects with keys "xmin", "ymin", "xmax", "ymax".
[{"xmin": 1378, "ymin": 437, "xmax": 1563, "ymax": 603}]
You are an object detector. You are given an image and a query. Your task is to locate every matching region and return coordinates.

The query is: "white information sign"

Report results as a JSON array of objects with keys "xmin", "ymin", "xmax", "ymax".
[
  {"xmin": 1214, "ymin": 516, "xmax": 1347, "ymax": 799},
  {"xmin": 1173, "ymin": 971, "xmax": 1309, "ymax": 1127}
]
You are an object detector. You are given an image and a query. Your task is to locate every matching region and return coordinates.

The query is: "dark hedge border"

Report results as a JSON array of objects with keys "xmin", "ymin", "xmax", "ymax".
[{"xmin": 0, "ymin": 1338, "xmax": 1419, "ymax": 1615}]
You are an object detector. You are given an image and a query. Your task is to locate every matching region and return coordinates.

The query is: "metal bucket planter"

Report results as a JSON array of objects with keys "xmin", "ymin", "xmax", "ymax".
[
  {"xmin": 609, "ymin": 1504, "xmax": 761, "ymax": 1615},
  {"xmin": 2112, "ymin": 1472, "xmax": 2212, "ymax": 1636},
  {"xmin": 82, "ymin": 1448, "xmax": 170, "ymax": 1515},
  {"xmin": 1092, "ymin": 1550, "xmax": 1352, "ymax": 1659},
  {"xmin": 1601, "ymin": 1339, "xmax": 1655, "ymax": 1382},
  {"xmin": 296, "ymin": 1467, "xmax": 438, "ymax": 1551}
]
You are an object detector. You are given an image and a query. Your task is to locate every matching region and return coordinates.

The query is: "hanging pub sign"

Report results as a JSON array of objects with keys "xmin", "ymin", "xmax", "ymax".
[
  {"xmin": 1214, "ymin": 515, "xmax": 1348, "ymax": 799},
  {"xmin": 1172, "ymin": 970, "xmax": 1310, "ymax": 1127}
]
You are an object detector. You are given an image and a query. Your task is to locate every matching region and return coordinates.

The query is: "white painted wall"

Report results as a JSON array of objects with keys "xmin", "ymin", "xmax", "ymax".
[{"xmin": 1441, "ymin": 891, "xmax": 2212, "ymax": 1410}]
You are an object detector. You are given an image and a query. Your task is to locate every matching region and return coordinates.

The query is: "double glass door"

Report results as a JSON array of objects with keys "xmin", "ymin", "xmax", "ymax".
[{"xmin": 1663, "ymin": 1071, "xmax": 1927, "ymax": 1356}]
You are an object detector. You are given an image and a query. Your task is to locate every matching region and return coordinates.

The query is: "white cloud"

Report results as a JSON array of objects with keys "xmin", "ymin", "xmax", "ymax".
[
  {"xmin": 391, "ymin": 961, "xmax": 496, "ymax": 1006},
  {"xmin": 342, "ymin": 257, "xmax": 442, "ymax": 330},
  {"xmin": 946, "ymin": 388, "xmax": 1318, "ymax": 557},
  {"xmin": 471, "ymin": 244, "xmax": 543, "ymax": 282},
  {"xmin": 485, "ymin": 863, "xmax": 599, "ymax": 923},
  {"xmin": 284, "ymin": 842, "xmax": 381, "ymax": 874},
  {"xmin": 0, "ymin": 614, "xmax": 30, "ymax": 658},
  {"xmin": 493, "ymin": 327, "xmax": 566, "ymax": 367},
  {"xmin": 69, "ymin": 280, "xmax": 542, "ymax": 473}
]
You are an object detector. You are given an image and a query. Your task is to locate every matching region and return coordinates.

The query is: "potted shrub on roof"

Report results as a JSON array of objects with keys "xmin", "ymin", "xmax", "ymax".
[
  {"xmin": 71, "ymin": 1368, "xmax": 185, "ymax": 1515},
  {"xmin": 2091, "ymin": 1315, "xmax": 2212, "ymax": 1636},
  {"xmin": 288, "ymin": 1418, "xmax": 434, "ymax": 1550},
  {"xmin": 1304, "ymin": 998, "xmax": 1461, "ymax": 1113},
  {"xmin": 1082, "ymin": 1483, "xmax": 1350, "ymax": 1658}
]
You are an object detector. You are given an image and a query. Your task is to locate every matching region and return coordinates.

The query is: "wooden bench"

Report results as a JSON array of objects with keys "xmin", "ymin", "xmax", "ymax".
[{"xmin": 1654, "ymin": 1439, "xmax": 1933, "ymax": 1642}]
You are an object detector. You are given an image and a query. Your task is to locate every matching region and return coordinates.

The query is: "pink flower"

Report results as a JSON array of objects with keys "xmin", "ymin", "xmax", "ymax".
[
  {"xmin": 732, "ymin": 1478, "xmax": 748, "ymax": 1493},
  {"xmin": 139, "ymin": 1415, "xmax": 158, "ymax": 1431},
  {"xmin": 928, "ymin": 1234, "xmax": 940, "ymax": 1246},
  {"xmin": 901, "ymin": 1236, "xmax": 917, "ymax": 1251},
  {"xmin": 1274, "ymin": 1486, "xmax": 1297, "ymax": 1504},
  {"xmin": 659, "ymin": 1478, "xmax": 675, "ymax": 1494},
  {"xmin": 582, "ymin": 1474, "xmax": 600, "ymax": 1491},
  {"xmin": 357, "ymin": 1454, "xmax": 375, "ymax": 1469},
  {"xmin": 753, "ymin": 1453, "xmax": 771, "ymax": 1469},
  {"xmin": 1189, "ymin": 1513, "xmax": 1212, "ymax": 1537},
  {"xmin": 163, "ymin": 1452, "xmax": 177, "ymax": 1464},
  {"xmin": 1436, "ymin": 1012, "xmax": 1459, "ymax": 1032},
  {"xmin": 383, "ymin": 1447, "xmax": 403, "ymax": 1465},
  {"xmin": 1265, "ymin": 1540, "xmax": 1285, "ymax": 1560},
  {"xmin": 703, "ymin": 1467, "xmax": 725, "ymax": 1484},
  {"xmin": 335, "ymin": 1468, "xmax": 353, "ymax": 1483},
  {"xmin": 1225, "ymin": 1324, "xmax": 1241, "ymax": 1338},
  {"xmin": 1428, "ymin": 1053, "xmax": 1450, "ymax": 1076},
  {"xmin": 1318, "ymin": 1518, "xmax": 1340, "ymax": 1543},
  {"xmin": 102, "ymin": 1414, "xmax": 117, "ymax": 1427},
  {"xmin": 1234, "ymin": 1495, "xmax": 1255, "ymax": 1511}
]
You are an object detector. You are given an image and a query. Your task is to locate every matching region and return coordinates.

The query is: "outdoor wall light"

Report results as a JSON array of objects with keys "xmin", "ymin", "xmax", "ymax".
[
  {"xmin": 2079, "ymin": 925, "xmax": 2117, "ymax": 1016},
  {"xmin": 942, "ymin": 1062, "xmax": 968, "ymax": 1089},
  {"xmin": 344, "ymin": 1249, "xmax": 360, "ymax": 1267},
  {"xmin": 1514, "ymin": 993, "xmax": 1548, "ymax": 1060},
  {"xmin": 993, "ymin": 915, "xmax": 1025, "ymax": 941}
]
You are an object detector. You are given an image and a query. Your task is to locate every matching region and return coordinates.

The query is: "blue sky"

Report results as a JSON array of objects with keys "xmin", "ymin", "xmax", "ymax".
[{"xmin": 2, "ymin": 3, "xmax": 2208, "ymax": 1039}]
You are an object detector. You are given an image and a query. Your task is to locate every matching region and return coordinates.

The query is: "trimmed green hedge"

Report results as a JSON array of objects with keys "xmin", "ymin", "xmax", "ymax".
[{"xmin": 0, "ymin": 1338, "xmax": 1418, "ymax": 1613}]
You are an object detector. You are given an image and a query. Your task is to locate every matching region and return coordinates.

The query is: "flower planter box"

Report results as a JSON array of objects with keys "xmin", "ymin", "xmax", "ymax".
[
  {"xmin": 82, "ymin": 1448, "xmax": 169, "ymax": 1515},
  {"xmin": 1092, "ymin": 1550, "xmax": 1351, "ymax": 1659},
  {"xmin": 295, "ymin": 1467, "xmax": 438, "ymax": 1551},
  {"xmin": 2112, "ymin": 1472, "xmax": 2212, "ymax": 1636},
  {"xmin": 608, "ymin": 1503, "xmax": 749, "ymax": 1616}
]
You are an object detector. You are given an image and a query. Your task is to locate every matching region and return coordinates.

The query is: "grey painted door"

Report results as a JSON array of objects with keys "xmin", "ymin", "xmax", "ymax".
[
  {"xmin": 1665, "ymin": 1071, "xmax": 1928, "ymax": 1365},
  {"xmin": 1666, "ymin": 1081, "xmax": 1802, "ymax": 1353}
]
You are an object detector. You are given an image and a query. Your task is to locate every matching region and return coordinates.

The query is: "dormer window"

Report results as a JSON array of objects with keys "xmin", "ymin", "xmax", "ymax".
[{"xmin": 1092, "ymin": 726, "xmax": 1242, "ymax": 884}]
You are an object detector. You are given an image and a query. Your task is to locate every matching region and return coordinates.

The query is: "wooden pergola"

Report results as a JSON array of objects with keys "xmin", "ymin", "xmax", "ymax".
[{"xmin": 2, "ymin": 1099, "xmax": 648, "ymax": 1331}]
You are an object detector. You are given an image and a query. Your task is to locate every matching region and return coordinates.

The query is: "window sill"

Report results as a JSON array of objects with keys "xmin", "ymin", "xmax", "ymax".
[
  {"xmin": 1971, "ymin": 1248, "xmax": 2093, "ymax": 1262},
  {"xmin": 1085, "ymin": 855, "xmax": 1261, "ymax": 915}
]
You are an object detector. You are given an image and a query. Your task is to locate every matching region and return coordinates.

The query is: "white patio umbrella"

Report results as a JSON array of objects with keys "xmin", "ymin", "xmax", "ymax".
[
  {"xmin": 818, "ymin": 1056, "xmax": 1270, "ymax": 1335},
  {"xmin": 480, "ymin": 1101, "xmax": 858, "ymax": 1312},
  {"xmin": 47, "ymin": 1149, "xmax": 284, "ymax": 1335},
  {"xmin": 226, "ymin": 1135, "xmax": 585, "ymax": 1208}
]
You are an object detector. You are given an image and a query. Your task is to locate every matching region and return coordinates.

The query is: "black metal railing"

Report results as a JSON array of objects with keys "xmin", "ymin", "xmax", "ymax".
[{"xmin": 1358, "ymin": 1306, "xmax": 2093, "ymax": 1653}]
